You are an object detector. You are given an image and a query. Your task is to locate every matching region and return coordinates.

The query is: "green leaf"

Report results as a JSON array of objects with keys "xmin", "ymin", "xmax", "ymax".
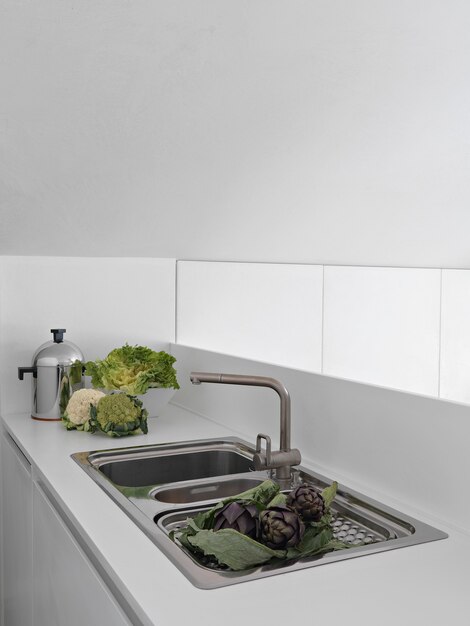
[
  {"xmin": 188, "ymin": 511, "xmax": 207, "ymax": 531},
  {"xmin": 118, "ymin": 485, "xmax": 156, "ymax": 499},
  {"xmin": 85, "ymin": 345, "xmax": 179, "ymax": 394},
  {"xmin": 187, "ymin": 529, "xmax": 285, "ymax": 571},
  {"xmin": 187, "ymin": 516, "xmax": 205, "ymax": 534},
  {"xmin": 59, "ymin": 374, "xmax": 71, "ymax": 416},
  {"xmin": 177, "ymin": 532, "xmax": 195, "ymax": 552},
  {"xmin": 308, "ymin": 511, "xmax": 333, "ymax": 533},
  {"xmin": 298, "ymin": 526, "xmax": 333, "ymax": 554},
  {"xmin": 226, "ymin": 479, "xmax": 280, "ymax": 506},
  {"xmin": 321, "ymin": 481, "xmax": 338, "ymax": 509},
  {"xmin": 173, "ymin": 513, "xmax": 209, "ymax": 552},
  {"xmin": 83, "ymin": 419, "xmax": 96, "ymax": 433},
  {"xmin": 285, "ymin": 527, "xmax": 334, "ymax": 560},
  {"xmin": 267, "ymin": 492, "xmax": 287, "ymax": 507},
  {"xmin": 185, "ymin": 507, "xmax": 219, "ymax": 532},
  {"xmin": 70, "ymin": 360, "xmax": 84, "ymax": 385}
]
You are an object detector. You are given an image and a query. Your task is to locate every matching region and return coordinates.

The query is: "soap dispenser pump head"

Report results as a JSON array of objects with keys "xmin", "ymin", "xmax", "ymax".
[{"xmin": 51, "ymin": 329, "xmax": 66, "ymax": 343}]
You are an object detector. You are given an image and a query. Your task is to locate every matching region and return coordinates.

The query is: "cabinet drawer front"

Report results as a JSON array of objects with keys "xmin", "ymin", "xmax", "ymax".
[
  {"xmin": 1, "ymin": 431, "xmax": 33, "ymax": 626},
  {"xmin": 33, "ymin": 481, "xmax": 131, "ymax": 626}
]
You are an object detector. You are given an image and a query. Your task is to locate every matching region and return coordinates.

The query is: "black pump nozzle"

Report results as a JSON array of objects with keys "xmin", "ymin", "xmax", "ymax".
[{"xmin": 51, "ymin": 329, "xmax": 66, "ymax": 343}]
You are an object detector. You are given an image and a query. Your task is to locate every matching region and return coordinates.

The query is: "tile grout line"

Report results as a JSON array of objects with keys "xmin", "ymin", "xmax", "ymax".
[
  {"xmin": 437, "ymin": 268, "xmax": 443, "ymax": 399},
  {"xmin": 174, "ymin": 260, "xmax": 179, "ymax": 345},
  {"xmin": 321, "ymin": 265, "xmax": 325, "ymax": 374}
]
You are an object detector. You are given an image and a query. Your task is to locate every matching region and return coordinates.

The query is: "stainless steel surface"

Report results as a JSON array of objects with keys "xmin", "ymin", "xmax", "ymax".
[
  {"xmin": 152, "ymin": 477, "xmax": 265, "ymax": 504},
  {"xmin": 98, "ymin": 448, "xmax": 254, "ymax": 487},
  {"xmin": 18, "ymin": 328, "xmax": 84, "ymax": 420},
  {"xmin": 189, "ymin": 372, "xmax": 301, "ymax": 485},
  {"xmin": 72, "ymin": 436, "xmax": 448, "ymax": 589},
  {"xmin": 32, "ymin": 329, "xmax": 84, "ymax": 365}
]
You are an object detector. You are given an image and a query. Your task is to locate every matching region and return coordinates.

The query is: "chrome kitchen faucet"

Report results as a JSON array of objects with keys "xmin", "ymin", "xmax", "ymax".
[{"xmin": 189, "ymin": 372, "xmax": 301, "ymax": 487}]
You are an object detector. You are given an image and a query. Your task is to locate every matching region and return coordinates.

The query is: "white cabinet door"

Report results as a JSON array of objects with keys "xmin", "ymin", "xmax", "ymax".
[
  {"xmin": 32, "ymin": 481, "xmax": 131, "ymax": 626},
  {"xmin": 1, "ymin": 432, "xmax": 33, "ymax": 626}
]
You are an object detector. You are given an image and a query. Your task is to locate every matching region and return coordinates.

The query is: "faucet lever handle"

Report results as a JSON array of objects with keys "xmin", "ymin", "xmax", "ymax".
[{"xmin": 254, "ymin": 433, "xmax": 272, "ymax": 468}]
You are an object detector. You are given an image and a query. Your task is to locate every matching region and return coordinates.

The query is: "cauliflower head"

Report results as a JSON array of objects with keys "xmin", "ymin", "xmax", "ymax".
[
  {"xmin": 89, "ymin": 393, "xmax": 148, "ymax": 437},
  {"xmin": 62, "ymin": 388, "xmax": 106, "ymax": 430}
]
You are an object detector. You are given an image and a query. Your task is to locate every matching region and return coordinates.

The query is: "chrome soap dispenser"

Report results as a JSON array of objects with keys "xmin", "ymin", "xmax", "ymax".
[{"xmin": 18, "ymin": 329, "xmax": 85, "ymax": 421}]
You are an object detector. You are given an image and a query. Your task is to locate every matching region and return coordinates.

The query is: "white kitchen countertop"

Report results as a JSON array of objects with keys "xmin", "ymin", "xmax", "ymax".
[{"xmin": 2, "ymin": 405, "xmax": 469, "ymax": 626}]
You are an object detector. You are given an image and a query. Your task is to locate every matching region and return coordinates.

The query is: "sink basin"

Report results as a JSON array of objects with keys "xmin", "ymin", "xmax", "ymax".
[
  {"xmin": 72, "ymin": 436, "xmax": 447, "ymax": 589},
  {"xmin": 96, "ymin": 447, "xmax": 253, "ymax": 488},
  {"xmin": 151, "ymin": 477, "xmax": 264, "ymax": 504}
]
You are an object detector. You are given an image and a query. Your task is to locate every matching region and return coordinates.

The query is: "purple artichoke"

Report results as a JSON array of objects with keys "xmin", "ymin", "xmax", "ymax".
[
  {"xmin": 259, "ymin": 505, "xmax": 305, "ymax": 549},
  {"xmin": 287, "ymin": 484, "xmax": 326, "ymax": 522},
  {"xmin": 213, "ymin": 501, "xmax": 259, "ymax": 539}
]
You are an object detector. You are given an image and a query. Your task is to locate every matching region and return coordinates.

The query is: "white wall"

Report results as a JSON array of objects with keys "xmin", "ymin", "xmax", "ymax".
[
  {"xmin": 1, "ymin": 1, "xmax": 470, "ymax": 268},
  {"xmin": 177, "ymin": 261, "xmax": 324, "ymax": 371},
  {"xmin": 172, "ymin": 344, "xmax": 470, "ymax": 533},
  {"xmin": 177, "ymin": 260, "xmax": 470, "ymax": 404},
  {"xmin": 0, "ymin": 257, "xmax": 176, "ymax": 415}
]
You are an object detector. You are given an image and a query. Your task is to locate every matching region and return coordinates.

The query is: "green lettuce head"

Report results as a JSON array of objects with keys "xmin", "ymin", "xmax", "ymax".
[{"xmin": 85, "ymin": 344, "xmax": 179, "ymax": 395}]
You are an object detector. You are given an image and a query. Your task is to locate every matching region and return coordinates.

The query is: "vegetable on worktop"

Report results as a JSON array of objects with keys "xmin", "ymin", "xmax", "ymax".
[
  {"xmin": 85, "ymin": 344, "xmax": 179, "ymax": 395},
  {"xmin": 172, "ymin": 479, "xmax": 349, "ymax": 571},
  {"xmin": 62, "ymin": 391, "xmax": 148, "ymax": 437},
  {"xmin": 89, "ymin": 393, "xmax": 148, "ymax": 437},
  {"xmin": 61, "ymin": 344, "xmax": 178, "ymax": 436},
  {"xmin": 61, "ymin": 388, "xmax": 106, "ymax": 431}
]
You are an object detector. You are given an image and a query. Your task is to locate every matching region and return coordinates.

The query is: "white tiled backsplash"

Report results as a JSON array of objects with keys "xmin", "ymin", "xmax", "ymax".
[
  {"xmin": 177, "ymin": 260, "xmax": 470, "ymax": 405},
  {"xmin": 176, "ymin": 261, "xmax": 323, "ymax": 372},
  {"xmin": 322, "ymin": 266, "xmax": 441, "ymax": 396},
  {"xmin": 2, "ymin": 257, "xmax": 470, "ymax": 411},
  {"xmin": 440, "ymin": 270, "xmax": 470, "ymax": 404}
]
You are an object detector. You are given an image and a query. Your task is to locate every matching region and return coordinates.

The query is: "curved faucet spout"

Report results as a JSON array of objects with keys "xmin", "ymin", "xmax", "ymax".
[{"xmin": 189, "ymin": 371, "xmax": 301, "ymax": 485}]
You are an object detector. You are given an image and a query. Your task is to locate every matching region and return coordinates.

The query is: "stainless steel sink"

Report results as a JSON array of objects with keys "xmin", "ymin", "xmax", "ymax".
[
  {"xmin": 151, "ymin": 477, "xmax": 264, "ymax": 504},
  {"xmin": 72, "ymin": 436, "xmax": 448, "ymax": 589},
  {"xmin": 95, "ymin": 446, "xmax": 254, "ymax": 488}
]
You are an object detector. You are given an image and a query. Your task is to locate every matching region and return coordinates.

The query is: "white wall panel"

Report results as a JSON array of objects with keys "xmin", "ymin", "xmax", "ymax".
[
  {"xmin": 0, "ymin": 257, "xmax": 176, "ymax": 415},
  {"xmin": 177, "ymin": 261, "xmax": 323, "ymax": 372},
  {"xmin": 440, "ymin": 270, "xmax": 470, "ymax": 403},
  {"xmin": 323, "ymin": 266, "xmax": 441, "ymax": 395}
]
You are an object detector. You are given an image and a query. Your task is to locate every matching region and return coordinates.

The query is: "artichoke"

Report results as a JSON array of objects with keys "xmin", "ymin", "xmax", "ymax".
[
  {"xmin": 259, "ymin": 505, "xmax": 305, "ymax": 549},
  {"xmin": 287, "ymin": 484, "xmax": 326, "ymax": 522},
  {"xmin": 213, "ymin": 501, "xmax": 259, "ymax": 539}
]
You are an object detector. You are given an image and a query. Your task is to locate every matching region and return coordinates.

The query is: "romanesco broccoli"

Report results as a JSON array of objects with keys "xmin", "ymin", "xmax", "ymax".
[{"xmin": 89, "ymin": 393, "xmax": 148, "ymax": 437}]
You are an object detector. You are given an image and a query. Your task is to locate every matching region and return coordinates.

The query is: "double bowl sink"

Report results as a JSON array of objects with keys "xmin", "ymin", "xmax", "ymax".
[{"xmin": 72, "ymin": 437, "xmax": 447, "ymax": 589}]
